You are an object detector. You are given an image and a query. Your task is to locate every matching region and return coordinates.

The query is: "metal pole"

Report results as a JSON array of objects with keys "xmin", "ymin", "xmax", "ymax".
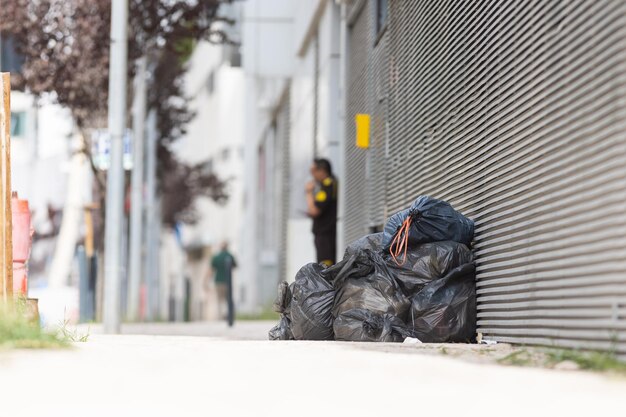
[
  {"xmin": 0, "ymin": 73, "xmax": 13, "ymax": 301},
  {"xmin": 127, "ymin": 56, "xmax": 147, "ymax": 321},
  {"xmin": 103, "ymin": 0, "xmax": 128, "ymax": 334},
  {"xmin": 77, "ymin": 245, "xmax": 89, "ymax": 322},
  {"xmin": 144, "ymin": 110, "xmax": 158, "ymax": 320}
]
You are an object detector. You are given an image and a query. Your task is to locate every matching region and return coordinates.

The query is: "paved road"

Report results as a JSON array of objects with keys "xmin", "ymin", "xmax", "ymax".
[{"xmin": 1, "ymin": 322, "xmax": 624, "ymax": 417}]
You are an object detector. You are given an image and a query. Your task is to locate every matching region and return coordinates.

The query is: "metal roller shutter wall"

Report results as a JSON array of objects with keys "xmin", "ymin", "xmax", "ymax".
[
  {"xmin": 344, "ymin": 1, "xmax": 370, "ymax": 245},
  {"xmin": 368, "ymin": 6, "xmax": 389, "ymax": 230},
  {"xmin": 344, "ymin": 0, "xmax": 389, "ymax": 246},
  {"xmin": 387, "ymin": 0, "xmax": 626, "ymax": 355}
]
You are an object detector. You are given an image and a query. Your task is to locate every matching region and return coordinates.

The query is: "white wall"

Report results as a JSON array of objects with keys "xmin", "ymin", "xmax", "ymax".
[
  {"xmin": 10, "ymin": 92, "xmax": 75, "ymax": 285},
  {"xmin": 237, "ymin": 0, "xmax": 344, "ymax": 305},
  {"xmin": 285, "ymin": 1, "xmax": 343, "ymax": 279},
  {"xmin": 11, "ymin": 93, "xmax": 73, "ymax": 226},
  {"xmin": 174, "ymin": 33, "xmax": 248, "ymax": 314},
  {"xmin": 241, "ymin": 0, "xmax": 296, "ymax": 78},
  {"xmin": 241, "ymin": 1, "xmax": 296, "ymax": 310}
]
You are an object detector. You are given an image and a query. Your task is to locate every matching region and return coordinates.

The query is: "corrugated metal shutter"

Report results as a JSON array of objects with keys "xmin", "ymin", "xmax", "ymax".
[
  {"xmin": 368, "ymin": 5, "xmax": 388, "ymax": 229},
  {"xmin": 344, "ymin": 1, "xmax": 370, "ymax": 245},
  {"xmin": 345, "ymin": 0, "xmax": 389, "ymax": 245},
  {"xmin": 387, "ymin": 0, "xmax": 626, "ymax": 356}
]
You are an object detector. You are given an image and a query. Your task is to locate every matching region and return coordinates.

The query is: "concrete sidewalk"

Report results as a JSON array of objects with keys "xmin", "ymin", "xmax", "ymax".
[
  {"xmin": 80, "ymin": 320, "xmax": 277, "ymax": 340},
  {"xmin": 1, "ymin": 326, "xmax": 625, "ymax": 417}
]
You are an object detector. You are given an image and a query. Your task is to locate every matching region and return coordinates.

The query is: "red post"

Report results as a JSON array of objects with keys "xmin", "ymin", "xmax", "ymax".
[{"xmin": 12, "ymin": 192, "xmax": 32, "ymax": 295}]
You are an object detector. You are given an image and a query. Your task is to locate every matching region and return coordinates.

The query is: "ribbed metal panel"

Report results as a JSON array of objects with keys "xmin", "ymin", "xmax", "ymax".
[
  {"xmin": 344, "ymin": 0, "xmax": 389, "ymax": 246},
  {"xmin": 367, "ymin": 10, "xmax": 388, "ymax": 229},
  {"xmin": 387, "ymin": 0, "xmax": 626, "ymax": 356},
  {"xmin": 344, "ymin": 1, "xmax": 370, "ymax": 245}
]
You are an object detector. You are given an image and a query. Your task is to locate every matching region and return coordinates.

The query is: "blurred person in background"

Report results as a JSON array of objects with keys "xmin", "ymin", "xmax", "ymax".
[
  {"xmin": 211, "ymin": 242, "xmax": 237, "ymax": 323},
  {"xmin": 305, "ymin": 158, "xmax": 338, "ymax": 267}
]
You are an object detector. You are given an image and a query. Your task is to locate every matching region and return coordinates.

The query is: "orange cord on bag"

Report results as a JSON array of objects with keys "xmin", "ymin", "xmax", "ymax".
[{"xmin": 389, "ymin": 216, "xmax": 413, "ymax": 266}]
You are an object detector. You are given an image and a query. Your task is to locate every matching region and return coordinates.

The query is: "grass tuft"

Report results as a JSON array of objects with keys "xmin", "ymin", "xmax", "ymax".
[
  {"xmin": 58, "ymin": 316, "xmax": 90, "ymax": 343},
  {"xmin": 0, "ymin": 300, "xmax": 68, "ymax": 349},
  {"xmin": 543, "ymin": 349, "xmax": 626, "ymax": 374},
  {"xmin": 497, "ymin": 349, "xmax": 534, "ymax": 367}
]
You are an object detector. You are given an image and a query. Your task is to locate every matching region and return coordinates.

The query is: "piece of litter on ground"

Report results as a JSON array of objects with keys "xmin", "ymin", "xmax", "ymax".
[
  {"xmin": 480, "ymin": 339, "xmax": 498, "ymax": 345},
  {"xmin": 403, "ymin": 337, "xmax": 422, "ymax": 344}
]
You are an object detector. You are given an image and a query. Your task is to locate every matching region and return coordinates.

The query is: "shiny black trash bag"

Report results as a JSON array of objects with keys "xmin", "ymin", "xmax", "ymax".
[
  {"xmin": 382, "ymin": 196, "xmax": 474, "ymax": 250},
  {"xmin": 333, "ymin": 310, "xmax": 411, "ymax": 342},
  {"xmin": 269, "ymin": 315, "xmax": 294, "ymax": 340},
  {"xmin": 331, "ymin": 250, "xmax": 410, "ymax": 342},
  {"xmin": 268, "ymin": 281, "xmax": 295, "ymax": 340},
  {"xmin": 344, "ymin": 233, "xmax": 384, "ymax": 256},
  {"xmin": 386, "ymin": 241, "xmax": 474, "ymax": 296},
  {"xmin": 407, "ymin": 262, "xmax": 476, "ymax": 343},
  {"xmin": 344, "ymin": 234, "xmax": 473, "ymax": 297},
  {"xmin": 290, "ymin": 263, "xmax": 335, "ymax": 340}
]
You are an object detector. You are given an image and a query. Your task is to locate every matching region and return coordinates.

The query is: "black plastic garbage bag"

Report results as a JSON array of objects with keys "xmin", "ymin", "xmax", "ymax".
[
  {"xmin": 382, "ymin": 196, "xmax": 474, "ymax": 252},
  {"xmin": 344, "ymin": 233, "xmax": 383, "ymax": 257},
  {"xmin": 272, "ymin": 281, "xmax": 293, "ymax": 315},
  {"xmin": 269, "ymin": 281, "xmax": 295, "ymax": 340},
  {"xmin": 269, "ymin": 315, "xmax": 294, "ymax": 340},
  {"xmin": 290, "ymin": 263, "xmax": 335, "ymax": 340},
  {"xmin": 332, "ymin": 250, "xmax": 410, "ymax": 342},
  {"xmin": 334, "ymin": 310, "xmax": 410, "ymax": 342},
  {"xmin": 386, "ymin": 241, "xmax": 474, "ymax": 296},
  {"xmin": 407, "ymin": 262, "xmax": 476, "ymax": 343}
]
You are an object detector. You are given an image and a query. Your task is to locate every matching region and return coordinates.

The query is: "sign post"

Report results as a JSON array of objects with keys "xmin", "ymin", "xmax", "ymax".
[{"xmin": 0, "ymin": 73, "xmax": 13, "ymax": 300}]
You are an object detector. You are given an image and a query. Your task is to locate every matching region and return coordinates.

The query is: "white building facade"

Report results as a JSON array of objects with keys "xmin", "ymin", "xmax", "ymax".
[
  {"xmin": 172, "ymin": 4, "xmax": 246, "ymax": 318},
  {"xmin": 239, "ymin": 0, "xmax": 346, "ymax": 310}
]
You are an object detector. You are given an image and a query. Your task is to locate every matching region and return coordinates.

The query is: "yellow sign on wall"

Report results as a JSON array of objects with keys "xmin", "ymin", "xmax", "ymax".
[{"xmin": 355, "ymin": 113, "xmax": 370, "ymax": 149}]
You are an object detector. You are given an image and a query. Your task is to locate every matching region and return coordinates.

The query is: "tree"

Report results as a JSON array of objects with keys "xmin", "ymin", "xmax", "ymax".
[{"xmin": 0, "ymin": 0, "xmax": 234, "ymax": 230}]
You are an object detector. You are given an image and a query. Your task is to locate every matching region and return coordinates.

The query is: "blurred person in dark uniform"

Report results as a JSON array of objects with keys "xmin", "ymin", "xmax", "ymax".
[
  {"xmin": 211, "ymin": 242, "xmax": 237, "ymax": 324},
  {"xmin": 305, "ymin": 158, "xmax": 338, "ymax": 266}
]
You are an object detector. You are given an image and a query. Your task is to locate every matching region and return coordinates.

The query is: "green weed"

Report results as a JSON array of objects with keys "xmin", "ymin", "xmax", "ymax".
[
  {"xmin": 498, "ymin": 349, "xmax": 534, "ymax": 367},
  {"xmin": 0, "ymin": 301, "xmax": 67, "ymax": 349},
  {"xmin": 543, "ymin": 348, "xmax": 626, "ymax": 374}
]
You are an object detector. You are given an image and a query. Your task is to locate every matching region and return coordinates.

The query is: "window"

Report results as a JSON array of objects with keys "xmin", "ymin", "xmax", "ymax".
[
  {"xmin": 376, "ymin": 0, "xmax": 388, "ymax": 35},
  {"xmin": 10, "ymin": 111, "xmax": 26, "ymax": 138},
  {"xmin": 1, "ymin": 36, "xmax": 24, "ymax": 73}
]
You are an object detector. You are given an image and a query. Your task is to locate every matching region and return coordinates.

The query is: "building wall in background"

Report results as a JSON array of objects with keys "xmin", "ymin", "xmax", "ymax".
[
  {"xmin": 286, "ymin": 1, "xmax": 342, "ymax": 281},
  {"xmin": 237, "ymin": 0, "xmax": 345, "ymax": 310},
  {"xmin": 240, "ymin": 0, "xmax": 295, "ymax": 311},
  {"xmin": 10, "ymin": 92, "xmax": 75, "ymax": 286},
  {"xmin": 173, "ymin": 4, "xmax": 246, "ymax": 317}
]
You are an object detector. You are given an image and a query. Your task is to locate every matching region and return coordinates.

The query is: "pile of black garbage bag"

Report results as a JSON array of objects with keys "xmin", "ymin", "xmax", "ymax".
[{"xmin": 269, "ymin": 196, "xmax": 476, "ymax": 343}]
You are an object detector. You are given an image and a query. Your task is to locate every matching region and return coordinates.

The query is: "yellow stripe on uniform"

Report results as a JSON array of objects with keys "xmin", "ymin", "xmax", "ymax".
[{"xmin": 315, "ymin": 190, "xmax": 327, "ymax": 202}]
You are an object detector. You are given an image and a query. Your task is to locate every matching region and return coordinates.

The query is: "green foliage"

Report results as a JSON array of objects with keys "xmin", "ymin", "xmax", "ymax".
[
  {"xmin": 544, "ymin": 349, "xmax": 626, "ymax": 374},
  {"xmin": 498, "ymin": 349, "xmax": 534, "ymax": 367},
  {"xmin": 498, "ymin": 346, "xmax": 626, "ymax": 374},
  {"xmin": 0, "ymin": 302, "xmax": 67, "ymax": 349}
]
